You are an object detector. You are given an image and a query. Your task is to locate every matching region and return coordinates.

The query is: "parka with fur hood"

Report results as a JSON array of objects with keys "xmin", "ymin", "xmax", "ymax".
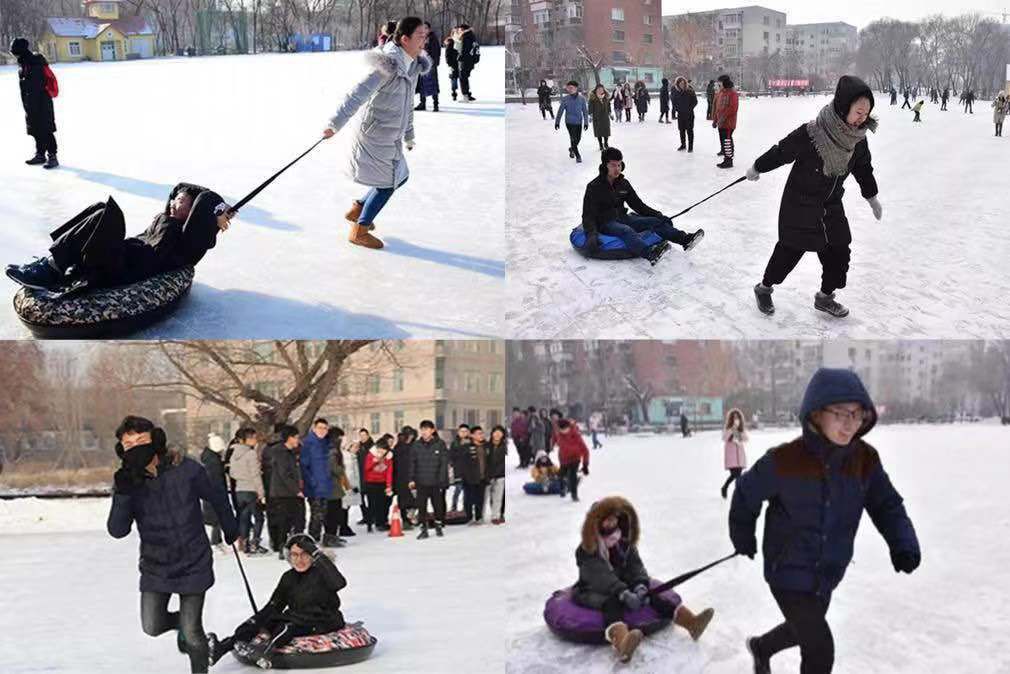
[{"xmin": 572, "ymin": 496, "xmax": 651, "ymax": 610}]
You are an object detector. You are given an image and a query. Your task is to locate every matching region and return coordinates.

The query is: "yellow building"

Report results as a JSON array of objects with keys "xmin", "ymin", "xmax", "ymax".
[
  {"xmin": 40, "ymin": 1, "xmax": 155, "ymax": 63},
  {"xmin": 185, "ymin": 341, "xmax": 507, "ymax": 444}
]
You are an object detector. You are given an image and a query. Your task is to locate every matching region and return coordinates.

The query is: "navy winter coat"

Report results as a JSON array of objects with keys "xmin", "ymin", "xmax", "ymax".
[
  {"xmin": 300, "ymin": 432, "xmax": 333, "ymax": 499},
  {"xmin": 729, "ymin": 368, "xmax": 920, "ymax": 597},
  {"xmin": 108, "ymin": 457, "xmax": 238, "ymax": 594}
]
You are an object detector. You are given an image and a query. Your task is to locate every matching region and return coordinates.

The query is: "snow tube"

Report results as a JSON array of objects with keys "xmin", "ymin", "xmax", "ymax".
[
  {"xmin": 12, "ymin": 266, "xmax": 194, "ymax": 339},
  {"xmin": 570, "ymin": 226, "xmax": 663, "ymax": 260},
  {"xmin": 543, "ymin": 580, "xmax": 682, "ymax": 644},
  {"xmin": 444, "ymin": 509, "xmax": 470, "ymax": 526},
  {"xmin": 523, "ymin": 480, "xmax": 562, "ymax": 495},
  {"xmin": 233, "ymin": 621, "xmax": 377, "ymax": 669}
]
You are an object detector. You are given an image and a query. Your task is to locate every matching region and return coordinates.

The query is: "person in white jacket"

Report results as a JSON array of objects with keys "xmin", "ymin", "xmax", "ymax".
[
  {"xmin": 340, "ymin": 441, "xmax": 363, "ymax": 537},
  {"xmin": 229, "ymin": 427, "xmax": 268, "ymax": 554},
  {"xmin": 721, "ymin": 408, "xmax": 749, "ymax": 499}
]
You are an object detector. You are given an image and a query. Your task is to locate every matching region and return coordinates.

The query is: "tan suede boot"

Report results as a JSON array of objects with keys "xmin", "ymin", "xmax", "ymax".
[
  {"xmin": 605, "ymin": 621, "xmax": 644, "ymax": 663},
  {"xmin": 344, "ymin": 200, "xmax": 363, "ymax": 226},
  {"xmin": 675, "ymin": 606, "xmax": 715, "ymax": 641},
  {"xmin": 348, "ymin": 222, "xmax": 384, "ymax": 249}
]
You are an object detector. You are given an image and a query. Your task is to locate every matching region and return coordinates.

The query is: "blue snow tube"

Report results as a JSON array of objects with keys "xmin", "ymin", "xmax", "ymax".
[
  {"xmin": 570, "ymin": 226, "xmax": 663, "ymax": 260},
  {"xmin": 523, "ymin": 480, "xmax": 563, "ymax": 495}
]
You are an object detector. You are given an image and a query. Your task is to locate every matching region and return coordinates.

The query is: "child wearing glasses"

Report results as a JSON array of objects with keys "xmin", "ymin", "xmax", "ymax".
[
  {"xmin": 207, "ymin": 534, "xmax": 347, "ymax": 670},
  {"xmin": 729, "ymin": 368, "xmax": 921, "ymax": 674}
]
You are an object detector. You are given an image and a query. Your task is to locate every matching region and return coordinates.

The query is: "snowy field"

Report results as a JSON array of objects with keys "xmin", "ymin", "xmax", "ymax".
[
  {"xmin": 0, "ymin": 48, "xmax": 504, "ymax": 339},
  {"xmin": 505, "ymin": 423, "xmax": 1010, "ymax": 673},
  {"xmin": 0, "ymin": 497, "xmax": 505, "ymax": 674},
  {"xmin": 505, "ymin": 95, "xmax": 1010, "ymax": 338}
]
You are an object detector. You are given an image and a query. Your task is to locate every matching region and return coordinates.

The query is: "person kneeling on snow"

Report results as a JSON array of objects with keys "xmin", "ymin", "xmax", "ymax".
[
  {"xmin": 6, "ymin": 183, "xmax": 233, "ymax": 295},
  {"xmin": 209, "ymin": 533, "xmax": 348, "ymax": 670},
  {"xmin": 581, "ymin": 147, "xmax": 704, "ymax": 265},
  {"xmin": 729, "ymin": 368, "xmax": 921, "ymax": 674},
  {"xmin": 574, "ymin": 497, "xmax": 714, "ymax": 664},
  {"xmin": 746, "ymin": 75, "xmax": 881, "ymax": 319}
]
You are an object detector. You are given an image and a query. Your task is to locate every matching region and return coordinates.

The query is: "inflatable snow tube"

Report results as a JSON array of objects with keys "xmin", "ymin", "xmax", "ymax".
[
  {"xmin": 543, "ymin": 580, "xmax": 682, "ymax": 644},
  {"xmin": 12, "ymin": 266, "xmax": 194, "ymax": 339},
  {"xmin": 233, "ymin": 622, "xmax": 377, "ymax": 669},
  {"xmin": 523, "ymin": 480, "xmax": 562, "ymax": 495},
  {"xmin": 444, "ymin": 510, "xmax": 470, "ymax": 526},
  {"xmin": 570, "ymin": 226, "xmax": 663, "ymax": 260}
]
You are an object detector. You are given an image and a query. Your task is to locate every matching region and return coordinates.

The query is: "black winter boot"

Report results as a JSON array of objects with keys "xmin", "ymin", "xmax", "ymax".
[
  {"xmin": 754, "ymin": 284, "xmax": 775, "ymax": 315},
  {"xmin": 716, "ymin": 157, "xmax": 733, "ymax": 169},
  {"xmin": 815, "ymin": 291, "xmax": 849, "ymax": 317},
  {"xmin": 746, "ymin": 637, "xmax": 771, "ymax": 674},
  {"xmin": 417, "ymin": 526, "xmax": 430, "ymax": 540},
  {"xmin": 25, "ymin": 153, "xmax": 46, "ymax": 165},
  {"xmin": 44, "ymin": 154, "xmax": 59, "ymax": 169}
]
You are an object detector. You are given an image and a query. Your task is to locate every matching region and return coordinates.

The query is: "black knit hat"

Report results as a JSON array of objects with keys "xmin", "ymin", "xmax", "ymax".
[
  {"xmin": 9, "ymin": 38, "xmax": 29, "ymax": 57},
  {"xmin": 832, "ymin": 75, "xmax": 874, "ymax": 120},
  {"xmin": 718, "ymin": 74, "xmax": 734, "ymax": 88}
]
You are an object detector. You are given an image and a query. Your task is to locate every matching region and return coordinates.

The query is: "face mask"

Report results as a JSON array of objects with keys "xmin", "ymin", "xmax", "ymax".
[{"xmin": 600, "ymin": 526, "xmax": 622, "ymax": 548}]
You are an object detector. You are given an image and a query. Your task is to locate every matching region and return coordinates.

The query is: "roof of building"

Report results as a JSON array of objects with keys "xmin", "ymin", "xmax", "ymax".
[{"xmin": 45, "ymin": 15, "xmax": 154, "ymax": 38}]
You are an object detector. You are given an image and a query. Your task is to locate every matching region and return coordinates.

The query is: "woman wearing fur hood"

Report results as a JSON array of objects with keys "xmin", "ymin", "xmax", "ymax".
[
  {"xmin": 573, "ymin": 496, "xmax": 715, "ymax": 664},
  {"xmin": 721, "ymin": 408, "xmax": 749, "ymax": 499},
  {"xmin": 323, "ymin": 17, "xmax": 433, "ymax": 250}
]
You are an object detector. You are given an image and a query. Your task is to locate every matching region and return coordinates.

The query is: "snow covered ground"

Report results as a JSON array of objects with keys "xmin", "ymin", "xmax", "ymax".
[
  {"xmin": 0, "ymin": 497, "xmax": 505, "ymax": 673},
  {"xmin": 505, "ymin": 95, "xmax": 1010, "ymax": 338},
  {"xmin": 505, "ymin": 423, "xmax": 1010, "ymax": 673},
  {"xmin": 0, "ymin": 48, "xmax": 504, "ymax": 339}
]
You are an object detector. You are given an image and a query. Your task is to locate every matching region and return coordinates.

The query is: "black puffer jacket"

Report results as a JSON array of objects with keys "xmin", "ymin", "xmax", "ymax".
[
  {"xmin": 671, "ymin": 87, "xmax": 698, "ymax": 120},
  {"xmin": 581, "ymin": 172, "xmax": 663, "ymax": 236},
  {"xmin": 108, "ymin": 456, "xmax": 238, "ymax": 594},
  {"xmin": 409, "ymin": 435, "xmax": 450, "ymax": 487},
  {"xmin": 16, "ymin": 51, "xmax": 55, "ymax": 135},
  {"xmin": 255, "ymin": 554, "xmax": 347, "ymax": 630},
  {"xmin": 753, "ymin": 76, "xmax": 879, "ymax": 251},
  {"xmin": 450, "ymin": 438, "xmax": 469, "ymax": 483},
  {"xmin": 266, "ymin": 442, "xmax": 301, "ymax": 499},
  {"xmin": 460, "ymin": 441, "xmax": 489, "ymax": 485},
  {"xmin": 487, "ymin": 439, "xmax": 507, "ymax": 479},
  {"xmin": 200, "ymin": 446, "xmax": 227, "ymax": 526}
]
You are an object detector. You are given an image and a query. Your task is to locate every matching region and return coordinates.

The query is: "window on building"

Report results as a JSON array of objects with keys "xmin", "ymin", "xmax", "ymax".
[
  {"xmin": 466, "ymin": 409, "xmax": 479, "ymax": 426},
  {"xmin": 435, "ymin": 357, "xmax": 445, "ymax": 389},
  {"xmin": 644, "ymin": 15, "xmax": 653, "ymax": 25},
  {"xmin": 465, "ymin": 372, "xmax": 480, "ymax": 393},
  {"xmin": 488, "ymin": 372, "xmax": 502, "ymax": 393},
  {"xmin": 368, "ymin": 374, "xmax": 380, "ymax": 394},
  {"xmin": 613, "ymin": 29, "xmax": 625, "ymax": 42},
  {"xmin": 393, "ymin": 368, "xmax": 404, "ymax": 392},
  {"xmin": 611, "ymin": 8, "xmax": 624, "ymax": 21},
  {"xmin": 68, "ymin": 41, "xmax": 81, "ymax": 56},
  {"xmin": 567, "ymin": 4, "xmax": 582, "ymax": 19},
  {"xmin": 643, "ymin": 72, "xmax": 654, "ymax": 83},
  {"xmin": 776, "ymin": 33, "xmax": 780, "ymax": 42},
  {"xmin": 394, "ymin": 410, "xmax": 404, "ymax": 430},
  {"xmin": 487, "ymin": 409, "xmax": 501, "ymax": 427},
  {"xmin": 763, "ymin": 31, "xmax": 769, "ymax": 40},
  {"xmin": 643, "ymin": 33, "xmax": 653, "ymax": 44},
  {"xmin": 613, "ymin": 50, "xmax": 627, "ymax": 62},
  {"xmin": 533, "ymin": 10, "xmax": 548, "ymax": 25},
  {"xmin": 370, "ymin": 413, "xmax": 381, "ymax": 435},
  {"xmin": 451, "ymin": 408, "xmax": 458, "ymax": 427}
]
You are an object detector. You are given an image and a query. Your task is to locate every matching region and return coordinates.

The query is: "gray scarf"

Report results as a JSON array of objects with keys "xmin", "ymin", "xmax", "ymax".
[{"xmin": 805, "ymin": 104, "xmax": 878, "ymax": 177}]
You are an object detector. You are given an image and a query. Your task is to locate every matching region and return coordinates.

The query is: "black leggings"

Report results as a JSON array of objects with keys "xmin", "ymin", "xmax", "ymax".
[
  {"xmin": 722, "ymin": 467, "xmax": 742, "ymax": 493},
  {"xmin": 323, "ymin": 499, "xmax": 348, "ymax": 537},
  {"xmin": 32, "ymin": 131, "xmax": 57, "ymax": 155},
  {"xmin": 365, "ymin": 483, "xmax": 389, "ymax": 527},
  {"xmin": 762, "ymin": 241, "xmax": 851, "ymax": 295},
  {"xmin": 678, "ymin": 122, "xmax": 695, "ymax": 149},
  {"xmin": 718, "ymin": 127, "xmax": 735, "ymax": 158},
  {"xmin": 141, "ymin": 591, "xmax": 208, "ymax": 673},
  {"xmin": 754, "ymin": 589, "xmax": 834, "ymax": 673},
  {"xmin": 566, "ymin": 123, "xmax": 583, "ymax": 158}
]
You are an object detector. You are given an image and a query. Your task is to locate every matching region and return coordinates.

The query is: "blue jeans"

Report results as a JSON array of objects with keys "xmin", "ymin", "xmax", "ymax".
[
  {"xmin": 236, "ymin": 491, "xmax": 264, "ymax": 543},
  {"xmin": 598, "ymin": 214, "xmax": 690, "ymax": 257},
  {"xmin": 358, "ymin": 177, "xmax": 409, "ymax": 226}
]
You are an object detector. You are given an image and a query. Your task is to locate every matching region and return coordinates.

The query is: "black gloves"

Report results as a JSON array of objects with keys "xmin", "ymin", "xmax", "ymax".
[
  {"xmin": 735, "ymin": 538, "xmax": 757, "ymax": 560},
  {"xmin": 113, "ymin": 466, "xmax": 144, "ymax": 494},
  {"xmin": 891, "ymin": 549, "xmax": 920, "ymax": 574},
  {"xmin": 581, "ymin": 466, "xmax": 589, "ymax": 476},
  {"xmin": 619, "ymin": 589, "xmax": 641, "ymax": 611}
]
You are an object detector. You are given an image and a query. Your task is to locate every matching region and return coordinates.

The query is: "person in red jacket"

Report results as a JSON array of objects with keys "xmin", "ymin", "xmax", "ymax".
[
  {"xmin": 713, "ymin": 74, "xmax": 739, "ymax": 169},
  {"xmin": 555, "ymin": 419, "xmax": 590, "ymax": 502},
  {"xmin": 363, "ymin": 434, "xmax": 394, "ymax": 532}
]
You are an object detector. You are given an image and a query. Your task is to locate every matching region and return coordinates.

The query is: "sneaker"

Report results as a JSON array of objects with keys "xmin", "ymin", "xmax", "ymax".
[
  {"xmin": 435, "ymin": 525, "xmax": 444, "ymax": 537},
  {"xmin": 5, "ymin": 257, "xmax": 64, "ymax": 290},
  {"xmin": 247, "ymin": 542, "xmax": 269, "ymax": 555},
  {"xmin": 677, "ymin": 145, "xmax": 686, "ymax": 151},
  {"xmin": 414, "ymin": 102, "xmax": 426, "ymax": 111},
  {"xmin": 569, "ymin": 148, "xmax": 574, "ymax": 158},
  {"xmin": 815, "ymin": 291, "xmax": 849, "ymax": 317},
  {"xmin": 43, "ymin": 155, "xmax": 59, "ymax": 169},
  {"xmin": 417, "ymin": 527, "xmax": 430, "ymax": 540},
  {"xmin": 25, "ymin": 153, "xmax": 46, "ymax": 165},
  {"xmin": 754, "ymin": 284, "xmax": 775, "ymax": 315},
  {"xmin": 716, "ymin": 157, "xmax": 734, "ymax": 169},
  {"xmin": 683, "ymin": 229, "xmax": 705, "ymax": 251},
  {"xmin": 746, "ymin": 637, "xmax": 771, "ymax": 674},
  {"xmin": 207, "ymin": 633, "xmax": 224, "ymax": 666},
  {"xmin": 643, "ymin": 241, "xmax": 671, "ymax": 266},
  {"xmin": 575, "ymin": 155, "xmax": 582, "ymax": 163}
]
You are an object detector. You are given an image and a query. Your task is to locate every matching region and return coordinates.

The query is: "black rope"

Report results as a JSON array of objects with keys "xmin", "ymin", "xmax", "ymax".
[
  {"xmin": 229, "ymin": 137, "xmax": 327, "ymax": 213},
  {"xmin": 647, "ymin": 552, "xmax": 739, "ymax": 597},
  {"xmin": 667, "ymin": 176, "xmax": 747, "ymax": 221}
]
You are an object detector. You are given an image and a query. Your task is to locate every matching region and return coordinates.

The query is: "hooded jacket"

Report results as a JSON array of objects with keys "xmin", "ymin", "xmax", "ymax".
[
  {"xmin": 723, "ymin": 408, "xmax": 749, "ymax": 470},
  {"xmin": 300, "ymin": 432, "xmax": 333, "ymax": 499},
  {"xmin": 729, "ymin": 368, "xmax": 920, "ymax": 597},
  {"xmin": 228, "ymin": 442, "xmax": 264, "ymax": 498},
  {"xmin": 572, "ymin": 496, "xmax": 651, "ymax": 609},
  {"xmin": 14, "ymin": 45, "xmax": 56, "ymax": 136},
  {"xmin": 713, "ymin": 78, "xmax": 738, "ymax": 130},
  {"xmin": 555, "ymin": 424, "xmax": 590, "ymax": 469}
]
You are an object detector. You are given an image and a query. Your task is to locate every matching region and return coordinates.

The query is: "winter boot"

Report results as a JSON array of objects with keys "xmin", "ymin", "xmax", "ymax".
[
  {"xmin": 720, "ymin": 484, "xmax": 728, "ymax": 499},
  {"xmin": 746, "ymin": 637, "xmax": 771, "ymax": 674},
  {"xmin": 717, "ymin": 149, "xmax": 724, "ymax": 156},
  {"xmin": 417, "ymin": 525, "xmax": 430, "ymax": 540},
  {"xmin": 435, "ymin": 523, "xmax": 444, "ymax": 537},
  {"xmin": 754, "ymin": 284, "xmax": 775, "ymax": 315},
  {"xmin": 44, "ymin": 154, "xmax": 59, "ymax": 169},
  {"xmin": 605, "ymin": 621, "xmax": 644, "ymax": 663},
  {"xmin": 675, "ymin": 606, "xmax": 715, "ymax": 641},
  {"xmin": 25, "ymin": 153, "xmax": 46, "ymax": 165},
  {"xmin": 344, "ymin": 200, "xmax": 364, "ymax": 227},
  {"xmin": 569, "ymin": 148, "xmax": 574, "ymax": 159},
  {"xmin": 683, "ymin": 229, "xmax": 705, "ymax": 251},
  {"xmin": 716, "ymin": 157, "xmax": 734, "ymax": 169},
  {"xmin": 5, "ymin": 257, "xmax": 64, "ymax": 290},
  {"xmin": 677, "ymin": 144, "xmax": 686, "ymax": 151},
  {"xmin": 815, "ymin": 291, "xmax": 849, "ymax": 317},
  {"xmin": 644, "ymin": 241, "xmax": 671, "ymax": 266},
  {"xmin": 322, "ymin": 534, "xmax": 339, "ymax": 548},
  {"xmin": 348, "ymin": 223, "xmax": 384, "ymax": 249},
  {"xmin": 433, "ymin": 95, "xmax": 439, "ymax": 112},
  {"xmin": 576, "ymin": 155, "xmax": 583, "ymax": 163},
  {"xmin": 249, "ymin": 539, "xmax": 269, "ymax": 555}
]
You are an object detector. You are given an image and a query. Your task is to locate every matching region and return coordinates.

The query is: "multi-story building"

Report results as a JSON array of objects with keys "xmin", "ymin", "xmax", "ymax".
[
  {"xmin": 783, "ymin": 22, "xmax": 857, "ymax": 81},
  {"xmin": 186, "ymin": 341, "xmax": 506, "ymax": 443}
]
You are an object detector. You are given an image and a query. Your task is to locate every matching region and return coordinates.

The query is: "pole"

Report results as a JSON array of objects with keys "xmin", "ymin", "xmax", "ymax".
[
  {"xmin": 233, "ymin": 543, "xmax": 259, "ymax": 614},
  {"xmin": 647, "ymin": 552, "xmax": 739, "ymax": 597}
]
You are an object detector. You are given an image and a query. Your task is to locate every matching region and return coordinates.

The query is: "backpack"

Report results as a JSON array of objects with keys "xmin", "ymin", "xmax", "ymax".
[{"xmin": 42, "ymin": 64, "xmax": 59, "ymax": 98}]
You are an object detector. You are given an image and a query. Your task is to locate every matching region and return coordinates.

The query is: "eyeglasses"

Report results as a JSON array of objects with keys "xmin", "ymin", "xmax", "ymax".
[
  {"xmin": 823, "ymin": 407, "xmax": 867, "ymax": 423},
  {"xmin": 288, "ymin": 550, "xmax": 311, "ymax": 561}
]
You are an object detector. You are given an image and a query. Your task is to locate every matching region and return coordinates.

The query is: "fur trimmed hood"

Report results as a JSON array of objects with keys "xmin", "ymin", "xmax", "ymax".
[
  {"xmin": 580, "ymin": 495, "xmax": 639, "ymax": 554},
  {"xmin": 365, "ymin": 41, "xmax": 433, "ymax": 79},
  {"xmin": 725, "ymin": 407, "xmax": 746, "ymax": 429}
]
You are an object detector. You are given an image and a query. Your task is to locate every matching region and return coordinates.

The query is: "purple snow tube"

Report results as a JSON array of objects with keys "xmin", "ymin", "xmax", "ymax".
[{"xmin": 543, "ymin": 580, "xmax": 682, "ymax": 644}]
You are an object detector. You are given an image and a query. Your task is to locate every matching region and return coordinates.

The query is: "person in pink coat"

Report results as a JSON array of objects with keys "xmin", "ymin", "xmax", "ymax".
[{"xmin": 721, "ymin": 408, "xmax": 748, "ymax": 499}]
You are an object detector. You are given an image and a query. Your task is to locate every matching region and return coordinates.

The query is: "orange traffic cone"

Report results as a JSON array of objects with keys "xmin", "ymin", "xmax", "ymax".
[{"xmin": 388, "ymin": 498, "xmax": 404, "ymax": 538}]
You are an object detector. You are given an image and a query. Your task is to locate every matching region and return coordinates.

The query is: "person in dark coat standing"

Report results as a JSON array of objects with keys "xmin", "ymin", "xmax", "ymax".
[
  {"xmin": 300, "ymin": 419, "xmax": 332, "ymax": 542},
  {"xmin": 263, "ymin": 425, "xmax": 303, "ymax": 557},
  {"xmin": 680, "ymin": 412, "xmax": 691, "ymax": 437},
  {"xmin": 574, "ymin": 496, "xmax": 714, "ymax": 664},
  {"xmin": 107, "ymin": 416, "xmax": 238, "ymax": 674},
  {"xmin": 461, "ymin": 426, "xmax": 489, "ymax": 523},
  {"xmin": 487, "ymin": 425, "xmax": 508, "ymax": 524},
  {"xmin": 713, "ymin": 74, "xmax": 738, "ymax": 168},
  {"xmin": 963, "ymin": 89, "xmax": 975, "ymax": 114},
  {"xmin": 207, "ymin": 534, "xmax": 348, "ymax": 670},
  {"xmin": 672, "ymin": 76, "xmax": 698, "ymax": 152},
  {"xmin": 6, "ymin": 182, "xmax": 233, "ymax": 293},
  {"xmin": 705, "ymin": 79, "xmax": 716, "ymax": 120},
  {"xmin": 322, "ymin": 426, "xmax": 349, "ymax": 547},
  {"xmin": 633, "ymin": 81, "xmax": 650, "ymax": 122},
  {"xmin": 730, "ymin": 368, "xmax": 920, "ymax": 674},
  {"xmin": 10, "ymin": 38, "xmax": 58, "ymax": 169},
  {"xmin": 443, "ymin": 34, "xmax": 460, "ymax": 101},
  {"xmin": 414, "ymin": 23, "xmax": 441, "ymax": 111},
  {"xmin": 392, "ymin": 425, "xmax": 417, "ymax": 529},
  {"xmin": 409, "ymin": 419, "xmax": 450, "ymax": 538},
  {"xmin": 456, "ymin": 24, "xmax": 478, "ymax": 101},
  {"xmin": 537, "ymin": 80, "xmax": 554, "ymax": 119},
  {"xmin": 658, "ymin": 78, "xmax": 671, "ymax": 123},
  {"xmin": 747, "ymin": 75, "xmax": 881, "ymax": 320},
  {"xmin": 889, "ymin": 86, "xmax": 897, "ymax": 105},
  {"xmin": 449, "ymin": 424, "xmax": 470, "ymax": 511},
  {"xmin": 588, "ymin": 84, "xmax": 612, "ymax": 150},
  {"xmin": 354, "ymin": 429, "xmax": 374, "ymax": 524},
  {"xmin": 901, "ymin": 89, "xmax": 911, "ymax": 109},
  {"xmin": 200, "ymin": 434, "xmax": 228, "ymax": 550}
]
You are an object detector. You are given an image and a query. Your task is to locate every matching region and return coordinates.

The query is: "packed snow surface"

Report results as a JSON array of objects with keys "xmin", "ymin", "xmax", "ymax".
[
  {"xmin": 505, "ymin": 423, "xmax": 1010, "ymax": 672},
  {"xmin": 0, "ymin": 48, "xmax": 504, "ymax": 338}
]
